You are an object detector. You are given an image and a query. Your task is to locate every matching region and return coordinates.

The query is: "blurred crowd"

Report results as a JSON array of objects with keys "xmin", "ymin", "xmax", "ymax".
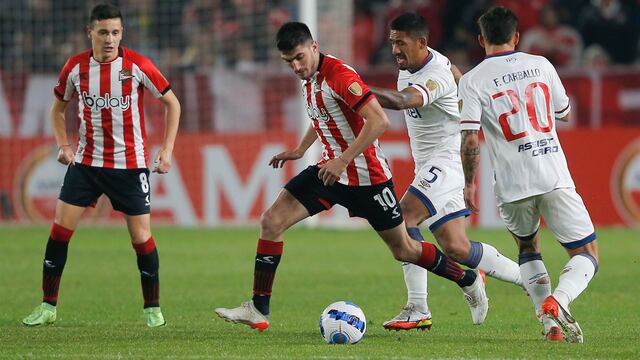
[{"xmin": 0, "ymin": 0, "xmax": 638, "ymax": 75}]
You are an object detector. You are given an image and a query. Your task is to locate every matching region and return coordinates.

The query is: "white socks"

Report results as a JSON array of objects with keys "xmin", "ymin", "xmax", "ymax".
[
  {"xmin": 553, "ymin": 254, "xmax": 597, "ymax": 309},
  {"xmin": 477, "ymin": 242, "xmax": 523, "ymax": 286},
  {"xmin": 519, "ymin": 257, "xmax": 556, "ymax": 331},
  {"xmin": 402, "ymin": 262, "xmax": 429, "ymax": 313}
]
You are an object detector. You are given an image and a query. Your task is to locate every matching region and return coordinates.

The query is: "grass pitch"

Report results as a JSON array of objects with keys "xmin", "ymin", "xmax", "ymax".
[{"xmin": 1, "ymin": 226, "xmax": 639, "ymax": 359}]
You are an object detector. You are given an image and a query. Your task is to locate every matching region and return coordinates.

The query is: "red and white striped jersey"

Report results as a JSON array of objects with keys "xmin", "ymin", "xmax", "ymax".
[
  {"xmin": 302, "ymin": 54, "xmax": 392, "ymax": 186},
  {"xmin": 54, "ymin": 47, "xmax": 171, "ymax": 169}
]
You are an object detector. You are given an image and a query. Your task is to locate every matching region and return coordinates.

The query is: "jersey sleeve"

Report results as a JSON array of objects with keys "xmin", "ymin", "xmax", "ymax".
[
  {"xmin": 53, "ymin": 58, "xmax": 77, "ymax": 102},
  {"xmin": 138, "ymin": 58, "xmax": 171, "ymax": 98},
  {"xmin": 547, "ymin": 61, "xmax": 571, "ymax": 119},
  {"xmin": 330, "ymin": 64, "xmax": 374, "ymax": 112},
  {"xmin": 409, "ymin": 68, "xmax": 455, "ymax": 108},
  {"xmin": 458, "ymin": 75, "xmax": 482, "ymax": 131}
]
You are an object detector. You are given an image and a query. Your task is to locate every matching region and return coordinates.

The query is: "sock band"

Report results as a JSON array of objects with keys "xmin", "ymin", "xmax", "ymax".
[
  {"xmin": 577, "ymin": 252, "xmax": 599, "ymax": 274},
  {"xmin": 407, "ymin": 227, "xmax": 424, "ymax": 241},
  {"xmin": 257, "ymin": 239, "xmax": 284, "ymax": 255},
  {"xmin": 50, "ymin": 223, "xmax": 73, "ymax": 242},
  {"xmin": 518, "ymin": 252, "xmax": 542, "ymax": 265},
  {"xmin": 463, "ymin": 241, "xmax": 483, "ymax": 268},
  {"xmin": 133, "ymin": 237, "xmax": 156, "ymax": 255}
]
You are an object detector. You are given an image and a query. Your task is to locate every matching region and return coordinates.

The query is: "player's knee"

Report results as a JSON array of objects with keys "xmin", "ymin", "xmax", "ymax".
[
  {"xmin": 439, "ymin": 242, "xmax": 467, "ymax": 263},
  {"xmin": 260, "ymin": 209, "xmax": 285, "ymax": 237}
]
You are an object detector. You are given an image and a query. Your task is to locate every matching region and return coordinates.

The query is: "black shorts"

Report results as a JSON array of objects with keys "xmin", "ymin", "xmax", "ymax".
[
  {"xmin": 284, "ymin": 166, "xmax": 403, "ymax": 231},
  {"xmin": 59, "ymin": 164, "xmax": 151, "ymax": 216}
]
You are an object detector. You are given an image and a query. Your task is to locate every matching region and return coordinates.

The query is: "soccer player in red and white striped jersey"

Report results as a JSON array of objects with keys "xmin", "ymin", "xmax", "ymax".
[
  {"xmin": 22, "ymin": 4, "xmax": 180, "ymax": 328},
  {"xmin": 215, "ymin": 22, "xmax": 483, "ymax": 331}
]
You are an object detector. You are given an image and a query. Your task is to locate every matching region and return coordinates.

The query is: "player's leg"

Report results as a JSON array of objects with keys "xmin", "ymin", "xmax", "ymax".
[
  {"xmin": 103, "ymin": 167, "xmax": 165, "ymax": 327},
  {"xmin": 124, "ymin": 213, "xmax": 165, "ymax": 327},
  {"xmin": 432, "ymin": 216, "xmax": 522, "ymax": 286},
  {"xmin": 500, "ymin": 198, "xmax": 559, "ymax": 339},
  {"xmin": 540, "ymin": 188, "xmax": 598, "ymax": 343},
  {"xmin": 216, "ymin": 166, "xmax": 328, "ymax": 330},
  {"xmin": 24, "ymin": 164, "xmax": 98, "ymax": 326},
  {"xmin": 382, "ymin": 190, "xmax": 432, "ymax": 330}
]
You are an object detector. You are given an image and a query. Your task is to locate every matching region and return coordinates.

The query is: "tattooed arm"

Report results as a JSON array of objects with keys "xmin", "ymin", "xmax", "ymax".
[{"xmin": 461, "ymin": 129, "xmax": 480, "ymax": 213}]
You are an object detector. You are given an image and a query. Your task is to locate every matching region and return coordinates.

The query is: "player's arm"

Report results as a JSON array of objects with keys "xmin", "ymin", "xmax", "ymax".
[
  {"xmin": 154, "ymin": 89, "xmax": 181, "ymax": 174},
  {"xmin": 369, "ymin": 85, "xmax": 424, "ymax": 110},
  {"xmin": 50, "ymin": 97, "xmax": 75, "ymax": 165},
  {"xmin": 450, "ymin": 64, "xmax": 463, "ymax": 85},
  {"xmin": 269, "ymin": 125, "xmax": 317, "ymax": 168},
  {"xmin": 460, "ymin": 129, "xmax": 480, "ymax": 213},
  {"xmin": 318, "ymin": 98, "xmax": 389, "ymax": 185}
]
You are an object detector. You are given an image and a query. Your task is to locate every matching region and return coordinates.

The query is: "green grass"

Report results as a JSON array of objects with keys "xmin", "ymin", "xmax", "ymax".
[{"xmin": 1, "ymin": 226, "xmax": 639, "ymax": 359}]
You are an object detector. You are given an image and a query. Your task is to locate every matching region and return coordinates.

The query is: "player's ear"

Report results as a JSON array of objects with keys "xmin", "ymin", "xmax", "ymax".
[
  {"xmin": 478, "ymin": 35, "xmax": 485, "ymax": 49},
  {"xmin": 310, "ymin": 40, "xmax": 318, "ymax": 54},
  {"xmin": 419, "ymin": 36, "xmax": 427, "ymax": 49},
  {"xmin": 513, "ymin": 31, "xmax": 520, "ymax": 47},
  {"xmin": 86, "ymin": 25, "xmax": 92, "ymax": 40}
]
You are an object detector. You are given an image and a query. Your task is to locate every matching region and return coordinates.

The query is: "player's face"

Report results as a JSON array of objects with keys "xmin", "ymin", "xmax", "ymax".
[
  {"xmin": 280, "ymin": 41, "xmax": 318, "ymax": 80},
  {"xmin": 389, "ymin": 30, "xmax": 425, "ymax": 71},
  {"xmin": 88, "ymin": 18, "xmax": 123, "ymax": 62}
]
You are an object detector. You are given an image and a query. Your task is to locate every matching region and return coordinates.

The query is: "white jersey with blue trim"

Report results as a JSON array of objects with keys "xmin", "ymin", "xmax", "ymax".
[
  {"xmin": 397, "ymin": 47, "xmax": 461, "ymax": 171},
  {"xmin": 459, "ymin": 51, "xmax": 574, "ymax": 203}
]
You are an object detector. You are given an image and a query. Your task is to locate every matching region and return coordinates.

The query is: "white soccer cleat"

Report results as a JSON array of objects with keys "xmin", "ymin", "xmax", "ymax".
[
  {"xmin": 215, "ymin": 300, "xmax": 269, "ymax": 331},
  {"xmin": 542, "ymin": 295, "xmax": 583, "ymax": 343},
  {"xmin": 382, "ymin": 303, "xmax": 432, "ymax": 331},
  {"xmin": 462, "ymin": 269, "xmax": 489, "ymax": 325}
]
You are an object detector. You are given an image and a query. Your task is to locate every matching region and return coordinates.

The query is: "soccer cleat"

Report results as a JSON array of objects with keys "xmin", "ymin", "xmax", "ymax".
[
  {"xmin": 22, "ymin": 303, "xmax": 57, "ymax": 326},
  {"xmin": 143, "ymin": 307, "xmax": 166, "ymax": 328},
  {"xmin": 542, "ymin": 295, "xmax": 583, "ymax": 343},
  {"xmin": 462, "ymin": 269, "xmax": 489, "ymax": 325},
  {"xmin": 382, "ymin": 303, "xmax": 433, "ymax": 331},
  {"xmin": 545, "ymin": 326, "xmax": 565, "ymax": 341},
  {"xmin": 215, "ymin": 300, "xmax": 269, "ymax": 331}
]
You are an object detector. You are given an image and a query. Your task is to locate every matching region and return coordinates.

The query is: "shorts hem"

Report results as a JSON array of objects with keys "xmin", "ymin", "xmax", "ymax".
[
  {"xmin": 407, "ymin": 186, "xmax": 436, "ymax": 216},
  {"xmin": 561, "ymin": 232, "xmax": 597, "ymax": 249},
  {"xmin": 428, "ymin": 209, "xmax": 471, "ymax": 232}
]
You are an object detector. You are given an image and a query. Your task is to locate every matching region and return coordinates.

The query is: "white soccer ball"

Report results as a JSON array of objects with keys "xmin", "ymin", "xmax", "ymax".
[{"xmin": 319, "ymin": 301, "xmax": 367, "ymax": 344}]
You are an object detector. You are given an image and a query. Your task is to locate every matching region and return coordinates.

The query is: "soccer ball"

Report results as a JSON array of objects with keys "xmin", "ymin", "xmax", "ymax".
[{"xmin": 319, "ymin": 301, "xmax": 366, "ymax": 344}]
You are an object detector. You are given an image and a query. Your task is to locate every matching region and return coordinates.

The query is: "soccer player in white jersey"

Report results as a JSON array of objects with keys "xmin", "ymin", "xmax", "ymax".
[
  {"xmin": 22, "ymin": 4, "xmax": 180, "ymax": 328},
  {"xmin": 369, "ymin": 12, "xmax": 523, "ymax": 330},
  {"xmin": 459, "ymin": 6, "xmax": 599, "ymax": 342},
  {"xmin": 214, "ymin": 22, "xmax": 487, "ymax": 331}
]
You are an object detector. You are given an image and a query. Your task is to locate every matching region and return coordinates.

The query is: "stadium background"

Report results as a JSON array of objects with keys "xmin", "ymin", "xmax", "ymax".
[{"xmin": 1, "ymin": 0, "xmax": 640, "ymax": 228}]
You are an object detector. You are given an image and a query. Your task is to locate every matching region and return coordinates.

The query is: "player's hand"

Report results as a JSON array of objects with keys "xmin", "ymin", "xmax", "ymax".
[
  {"xmin": 153, "ymin": 148, "xmax": 172, "ymax": 174},
  {"xmin": 464, "ymin": 183, "xmax": 479, "ymax": 214},
  {"xmin": 57, "ymin": 145, "xmax": 75, "ymax": 166},
  {"xmin": 269, "ymin": 148, "xmax": 304, "ymax": 168},
  {"xmin": 318, "ymin": 157, "xmax": 348, "ymax": 186}
]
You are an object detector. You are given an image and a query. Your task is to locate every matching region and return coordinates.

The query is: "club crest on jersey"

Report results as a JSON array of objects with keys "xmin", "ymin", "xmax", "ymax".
[
  {"xmin": 348, "ymin": 82, "xmax": 363, "ymax": 96},
  {"xmin": 119, "ymin": 69, "xmax": 133, "ymax": 82},
  {"xmin": 426, "ymin": 79, "xmax": 438, "ymax": 91},
  {"xmin": 82, "ymin": 91, "xmax": 131, "ymax": 112}
]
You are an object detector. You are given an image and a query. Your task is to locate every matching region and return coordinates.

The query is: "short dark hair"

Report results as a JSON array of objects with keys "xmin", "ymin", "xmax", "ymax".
[
  {"xmin": 390, "ymin": 12, "xmax": 429, "ymax": 40},
  {"xmin": 89, "ymin": 3, "xmax": 123, "ymax": 25},
  {"xmin": 477, "ymin": 6, "xmax": 518, "ymax": 45},
  {"xmin": 276, "ymin": 22, "xmax": 313, "ymax": 52}
]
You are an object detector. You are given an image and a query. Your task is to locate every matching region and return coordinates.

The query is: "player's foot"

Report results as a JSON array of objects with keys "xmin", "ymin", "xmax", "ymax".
[
  {"xmin": 382, "ymin": 303, "xmax": 433, "ymax": 331},
  {"xmin": 545, "ymin": 326, "xmax": 564, "ymax": 341},
  {"xmin": 542, "ymin": 295, "xmax": 583, "ymax": 343},
  {"xmin": 215, "ymin": 300, "xmax": 269, "ymax": 331},
  {"xmin": 143, "ymin": 307, "xmax": 166, "ymax": 328},
  {"xmin": 22, "ymin": 303, "xmax": 56, "ymax": 326},
  {"xmin": 462, "ymin": 269, "xmax": 489, "ymax": 325}
]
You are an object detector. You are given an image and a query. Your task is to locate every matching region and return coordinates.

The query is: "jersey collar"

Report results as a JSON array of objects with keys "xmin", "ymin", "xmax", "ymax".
[
  {"xmin": 409, "ymin": 51, "xmax": 433, "ymax": 74},
  {"xmin": 485, "ymin": 50, "xmax": 518, "ymax": 59},
  {"xmin": 89, "ymin": 47, "xmax": 124, "ymax": 63}
]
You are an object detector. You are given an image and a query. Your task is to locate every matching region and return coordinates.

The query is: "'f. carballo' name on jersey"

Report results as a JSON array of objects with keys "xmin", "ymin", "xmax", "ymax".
[
  {"xmin": 493, "ymin": 68, "xmax": 541, "ymax": 86},
  {"xmin": 81, "ymin": 91, "xmax": 131, "ymax": 112}
]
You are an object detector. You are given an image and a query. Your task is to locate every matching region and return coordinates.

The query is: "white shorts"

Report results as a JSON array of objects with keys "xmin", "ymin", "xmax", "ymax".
[
  {"xmin": 407, "ymin": 157, "xmax": 470, "ymax": 232},
  {"xmin": 498, "ymin": 188, "xmax": 596, "ymax": 249}
]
